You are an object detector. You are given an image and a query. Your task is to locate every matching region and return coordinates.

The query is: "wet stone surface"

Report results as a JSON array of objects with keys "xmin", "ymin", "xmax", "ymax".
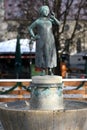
[
  {"xmin": 0, "ymin": 100, "xmax": 87, "ymax": 110},
  {"xmin": 64, "ymin": 100, "xmax": 87, "ymax": 110}
]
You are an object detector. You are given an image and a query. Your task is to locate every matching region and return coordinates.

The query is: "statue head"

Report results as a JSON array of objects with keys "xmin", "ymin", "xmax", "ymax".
[{"xmin": 39, "ymin": 6, "xmax": 50, "ymax": 17}]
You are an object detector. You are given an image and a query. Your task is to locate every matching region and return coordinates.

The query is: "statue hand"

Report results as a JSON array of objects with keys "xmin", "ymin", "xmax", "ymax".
[
  {"xmin": 50, "ymin": 11, "xmax": 55, "ymax": 19},
  {"xmin": 50, "ymin": 14, "xmax": 61, "ymax": 25},
  {"xmin": 50, "ymin": 14, "xmax": 55, "ymax": 20}
]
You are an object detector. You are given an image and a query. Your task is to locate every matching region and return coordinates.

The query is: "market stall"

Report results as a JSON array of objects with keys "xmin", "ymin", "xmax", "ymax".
[{"xmin": 0, "ymin": 39, "xmax": 35, "ymax": 79}]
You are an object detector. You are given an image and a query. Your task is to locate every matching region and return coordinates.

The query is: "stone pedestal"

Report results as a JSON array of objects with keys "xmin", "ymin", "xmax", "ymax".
[{"xmin": 30, "ymin": 75, "xmax": 63, "ymax": 110}]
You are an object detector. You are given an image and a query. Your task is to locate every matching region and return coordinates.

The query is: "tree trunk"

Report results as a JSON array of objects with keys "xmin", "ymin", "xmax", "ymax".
[{"xmin": 53, "ymin": 0, "xmax": 62, "ymax": 75}]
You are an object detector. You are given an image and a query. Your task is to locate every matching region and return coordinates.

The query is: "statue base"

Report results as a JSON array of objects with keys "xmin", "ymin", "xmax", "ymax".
[{"xmin": 30, "ymin": 75, "xmax": 64, "ymax": 110}]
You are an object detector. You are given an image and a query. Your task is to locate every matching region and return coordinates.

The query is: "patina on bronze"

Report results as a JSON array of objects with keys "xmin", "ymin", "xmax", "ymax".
[{"xmin": 28, "ymin": 5, "xmax": 60, "ymax": 75}]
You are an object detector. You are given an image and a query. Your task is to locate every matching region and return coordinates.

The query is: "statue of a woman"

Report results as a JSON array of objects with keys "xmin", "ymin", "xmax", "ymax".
[{"xmin": 28, "ymin": 5, "xmax": 60, "ymax": 75}]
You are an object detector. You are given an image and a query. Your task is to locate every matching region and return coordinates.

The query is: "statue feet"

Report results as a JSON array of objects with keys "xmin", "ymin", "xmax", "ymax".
[
  {"xmin": 40, "ymin": 68, "xmax": 54, "ymax": 76},
  {"xmin": 48, "ymin": 68, "xmax": 54, "ymax": 75}
]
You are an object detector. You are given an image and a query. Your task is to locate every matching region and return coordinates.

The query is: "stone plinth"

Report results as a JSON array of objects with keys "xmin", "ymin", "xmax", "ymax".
[{"xmin": 30, "ymin": 75, "xmax": 63, "ymax": 110}]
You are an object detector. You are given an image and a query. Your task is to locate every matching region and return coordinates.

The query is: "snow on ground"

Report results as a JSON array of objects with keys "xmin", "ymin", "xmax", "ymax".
[
  {"xmin": 63, "ymin": 86, "xmax": 83, "ymax": 98},
  {"xmin": 63, "ymin": 86, "xmax": 83, "ymax": 90},
  {"xmin": 0, "ymin": 39, "xmax": 36, "ymax": 53},
  {"xmin": 63, "ymin": 94, "xmax": 83, "ymax": 98}
]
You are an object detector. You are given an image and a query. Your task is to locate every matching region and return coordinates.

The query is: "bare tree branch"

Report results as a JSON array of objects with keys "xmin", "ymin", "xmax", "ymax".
[
  {"xmin": 60, "ymin": 0, "xmax": 74, "ymax": 17},
  {"xmin": 70, "ymin": 0, "xmax": 85, "ymax": 40},
  {"xmin": 60, "ymin": 0, "xmax": 74, "ymax": 34}
]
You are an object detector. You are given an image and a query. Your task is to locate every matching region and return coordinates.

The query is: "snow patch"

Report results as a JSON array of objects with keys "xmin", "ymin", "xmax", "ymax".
[{"xmin": 0, "ymin": 39, "xmax": 36, "ymax": 53}]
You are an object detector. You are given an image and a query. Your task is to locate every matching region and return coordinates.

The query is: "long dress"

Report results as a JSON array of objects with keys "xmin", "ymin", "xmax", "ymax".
[{"xmin": 30, "ymin": 17, "xmax": 57, "ymax": 69}]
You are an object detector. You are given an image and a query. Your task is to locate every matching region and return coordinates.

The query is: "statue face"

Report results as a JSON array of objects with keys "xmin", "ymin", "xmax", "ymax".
[
  {"xmin": 42, "ymin": 8, "xmax": 49, "ymax": 16},
  {"xmin": 39, "ymin": 6, "xmax": 50, "ymax": 17}
]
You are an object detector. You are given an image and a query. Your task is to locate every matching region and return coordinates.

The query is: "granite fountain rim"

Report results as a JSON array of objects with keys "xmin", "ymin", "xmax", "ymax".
[{"xmin": 0, "ymin": 100, "xmax": 87, "ymax": 112}]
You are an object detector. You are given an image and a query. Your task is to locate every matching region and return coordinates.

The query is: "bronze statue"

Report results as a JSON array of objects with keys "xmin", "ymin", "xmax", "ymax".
[{"xmin": 28, "ymin": 5, "xmax": 60, "ymax": 75}]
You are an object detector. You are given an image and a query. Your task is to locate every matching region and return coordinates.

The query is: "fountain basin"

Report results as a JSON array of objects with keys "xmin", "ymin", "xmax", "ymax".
[{"xmin": 0, "ymin": 100, "xmax": 87, "ymax": 130}]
